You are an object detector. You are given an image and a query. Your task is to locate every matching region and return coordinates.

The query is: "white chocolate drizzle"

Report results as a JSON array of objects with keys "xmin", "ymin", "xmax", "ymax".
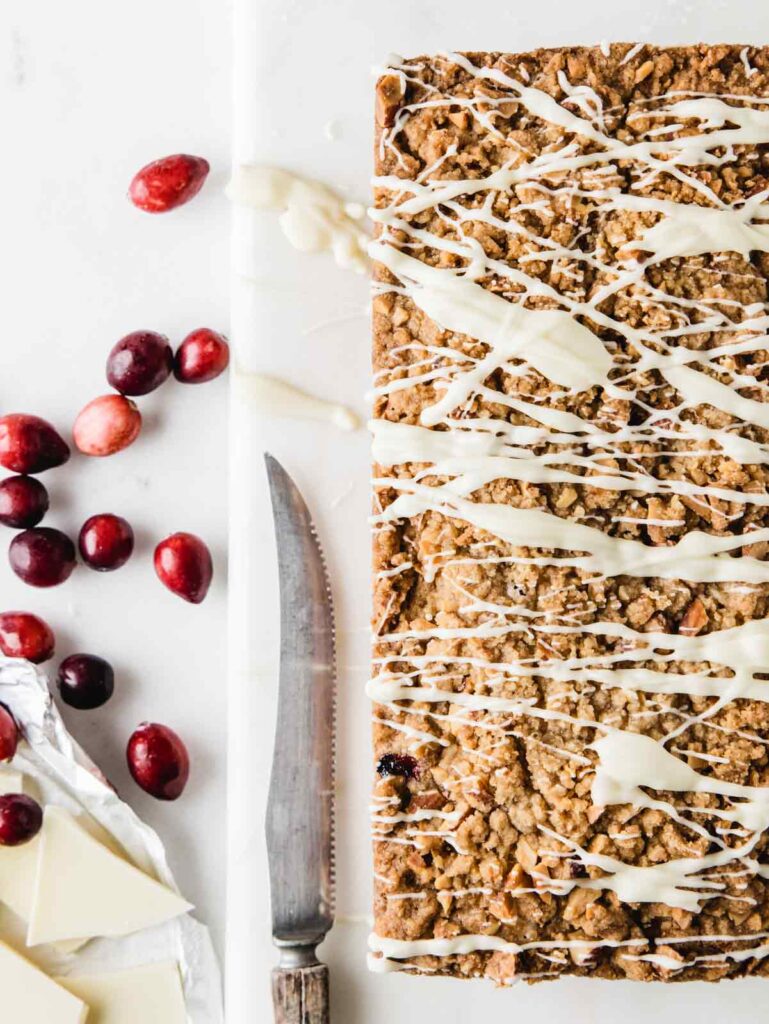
[
  {"xmin": 371, "ymin": 242, "xmax": 613, "ymax": 398},
  {"xmin": 369, "ymin": 47, "xmax": 769, "ymax": 977}
]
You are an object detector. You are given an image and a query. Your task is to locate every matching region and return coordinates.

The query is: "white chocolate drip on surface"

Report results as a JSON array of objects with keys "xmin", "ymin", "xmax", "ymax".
[
  {"xmin": 227, "ymin": 165, "xmax": 369, "ymax": 272},
  {"xmin": 230, "ymin": 167, "xmax": 367, "ymax": 430},
  {"xmin": 369, "ymin": 46, "xmax": 769, "ymax": 975},
  {"xmin": 235, "ymin": 368, "xmax": 359, "ymax": 431}
]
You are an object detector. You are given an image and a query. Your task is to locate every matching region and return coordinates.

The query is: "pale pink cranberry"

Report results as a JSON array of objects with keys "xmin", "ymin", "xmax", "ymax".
[
  {"xmin": 174, "ymin": 329, "xmax": 230, "ymax": 384},
  {"xmin": 79, "ymin": 514, "xmax": 134, "ymax": 571},
  {"xmin": 0, "ymin": 612, "xmax": 55, "ymax": 663},
  {"xmin": 127, "ymin": 723, "xmax": 190, "ymax": 800},
  {"xmin": 0, "ymin": 705, "xmax": 18, "ymax": 762},
  {"xmin": 73, "ymin": 395, "xmax": 141, "ymax": 457},
  {"xmin": 128, "ymin": 155, "xmax": 210, "ymax": 214},
  {"xmin": 0, "ymin": 794, "xmax": 43, "ymax": 846},
  {"xmin": 0, "ymin": 415, "xmax": 70, "ymax": 474},
  {"xmin": 154, "ymin": 532, "xmax": 213, "ymax": 604}
]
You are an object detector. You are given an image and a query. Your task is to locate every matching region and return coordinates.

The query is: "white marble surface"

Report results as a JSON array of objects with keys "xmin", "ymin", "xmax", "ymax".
[
  {"xmin": 11, "ymin": 0, "xmax": 769, "ymax": 1020},
  {"xmin": 229, "ymin": 1, "xmax": 769, "ymax": 1023},
  {"xmin": 0, "ymin": 0, "xmax": 230, "ymax": 966}
]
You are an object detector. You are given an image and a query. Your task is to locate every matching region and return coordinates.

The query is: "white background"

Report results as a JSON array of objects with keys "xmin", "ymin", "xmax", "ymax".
[
  {"xmin": 229, "ymin": 2, "xmax": 769, "ymax": 1023},
  {"xmin": 7, "ymin": 0, "xmax": 769, "ymax": 1022},
  {"xmin": 0, "ymin": 0, "xmax": 230, "ymax": 967}
]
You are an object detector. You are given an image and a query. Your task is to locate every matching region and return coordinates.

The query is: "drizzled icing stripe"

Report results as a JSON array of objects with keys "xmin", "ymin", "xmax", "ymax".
[
  {"xmin": 373, "ymin": 482, "xmax": 769, "ymax": 583},
  {"xmin": 369, "ymin": 932, "xmax": 647, "ymax": 958},
  {"xmin": 371, "ymin": 240, "xmax": 613, "ymax": 399},
  {"xmin": 370, "ymin": 47, "xmax": 769, "ymax": 972},
  {"xmin": 371, "ymin": 419, "xmax": 769, "ymax": 507},
  {"xmin": 370, "ymin": 933, "xmax": 769, "ymax": 976}
]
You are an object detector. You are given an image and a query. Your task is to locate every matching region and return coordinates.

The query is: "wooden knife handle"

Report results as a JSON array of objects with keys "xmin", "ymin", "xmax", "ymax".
[{"xmin": 271, "ymin": 960, "xmax": 329, "ymax": 1024}]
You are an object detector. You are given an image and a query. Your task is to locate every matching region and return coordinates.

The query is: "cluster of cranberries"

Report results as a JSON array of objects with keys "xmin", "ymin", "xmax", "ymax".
[
  {"xmin": 74, "ymin": 326, "xmax": 229, "ymax": 460},
  {"xmin": 0, "ymin": 154, "xmax": 217, "ymax": 842},
  {"xmin": 0, "ymin": 333, "xmax": 223, "ymax": 599}
]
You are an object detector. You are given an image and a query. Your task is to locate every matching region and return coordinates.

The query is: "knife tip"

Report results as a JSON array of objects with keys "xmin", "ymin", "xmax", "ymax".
[{"xmin": 264, "ymin": 452, "xmax": 292, "ymax": 496}]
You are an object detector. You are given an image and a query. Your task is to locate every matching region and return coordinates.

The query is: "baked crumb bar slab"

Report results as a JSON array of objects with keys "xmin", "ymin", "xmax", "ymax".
[{"xmin": 370, "ymin": 44, "xmax": 769, "ymax": 984}]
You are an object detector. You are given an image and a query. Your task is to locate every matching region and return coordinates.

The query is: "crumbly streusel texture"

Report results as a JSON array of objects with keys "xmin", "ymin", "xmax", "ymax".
[{"xmin": 371, "ymin": 44, "xmax": 769, "ymax": 984}]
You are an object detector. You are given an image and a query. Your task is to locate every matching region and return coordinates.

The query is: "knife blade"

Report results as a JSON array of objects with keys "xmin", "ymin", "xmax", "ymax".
[{"xmin": 264, "ymin": 453, "xmax": 335, "ymax": 1023}]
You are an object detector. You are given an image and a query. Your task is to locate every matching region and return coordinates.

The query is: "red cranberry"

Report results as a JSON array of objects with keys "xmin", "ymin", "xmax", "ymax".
[
  {"xmin": 154, "ymin": 532, "xmax": 213, "ymax": 604},
  {"xmin": 79, "ymin": 514, "xmax": 134, "ymax": 571},
  {"xmin": 0, "ymin": 476, "xmax": 49, "ymax": 528},
  {"xmin": 9, "ymin": 528, "xmax": 76, "ymax": 587},
  {"xmin": 377, "ymin": 753, "xmax": 419, "ymax": 779},
  {"xmin": 0, "ymin": 415, "xmax": 70, "ymax": 475},
  {"xmin": 0, "ymin": 794, "xmax": 43, "ymax": 846},
  {"xmin": 107, "ymin": 330, "xmax": 174, "ymax": 396},
  {"xmin": 127, "ymin": 723, "xmax": 190, "ymax": 800},
  {"xmin": 0, "ymin": 613, "xmax": 55, "ymax": 663},
  {"xmin": 0, "ymin": 705, "xmax": 18, "ymax": 761},
  {"xmin": 174, "ymin": 329, "xmax": 230, "ymax": 384},
  {"xmin": 57, "ymin": 654, "xmax": 114, "ymax": 710},
  {"xmin": 128, "ymin": 154, "xmax": 210, "ymax": 214},
  {"xmin": 73, "ymin": 395, "xmax": 142, "ymax": 457}
]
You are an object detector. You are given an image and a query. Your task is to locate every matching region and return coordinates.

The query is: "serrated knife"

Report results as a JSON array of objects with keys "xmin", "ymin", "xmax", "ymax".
[{"xmin": 264, "ymin": 454, "xmax": 335, "ymax": 1024}]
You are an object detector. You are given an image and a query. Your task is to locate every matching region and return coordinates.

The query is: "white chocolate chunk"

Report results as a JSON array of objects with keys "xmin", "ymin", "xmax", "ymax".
[
  {"xmin": 0, "ymin": 939, "xmax": 87, "ymax": 1022},
  {"xmin": 0, "ymin": 769, "xmax": 25, "ymax": 795},
  {"xmin": 57, "ymin": 962, "xmax": 186, "ymax": 1024},
  {"xmin": 27, "ymin": 807, "xmax": 191, "ymax": 946},
  {"xmin": 0, "ymin": 833, "xmax": 39, "ymax": 922}
]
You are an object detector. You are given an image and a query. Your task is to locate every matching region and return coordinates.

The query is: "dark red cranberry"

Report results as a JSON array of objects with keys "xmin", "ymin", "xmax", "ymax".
[
  {"xmin": 377, "ymin": 753, "xmax": 419, "ymax": 779},
  {"xmin": 0, "ymin": 415, "xmax": 70, "ymax": 474},
  {"xmin": 154, "ymin": 532, "xmax": 213, "ymax": 604},
  {"xmin": 57, "ymin": 654, "xmax": 115, "ymax": 710},
  {"xmin": 0, "ymin": 705, "xmax": 18, "ymax": 761},
  {"xmin": 0, "ymin": 476, "xmax": 49, "ymax": 528},
  {"xmin": 9, "ymin": 528, "xmax": 76, "ymax": 587},
  {"xmin": 127, "ymin": 723, "xmax": 190, "ymax": 800},
  {"xmin": 0, "ymin": 794, "xmax": 43, "ymax": 846},
  {"xmin": 0, "ymin": 612, "xmax": 55, "ymax": 663},
  {"xmin": 174, "ymin": 329, "xmax": 230, "ymax": 384},
  {"xmin": 128, "ymin": 155, "xmax": 210, "ymax": 214},
  {"xmin": 79, "ymin": 514, "xmax": 134, "ymax": 571},
  {"xmin": 106, "ymin": 331, "xmax": 174, "ymax": 396}
]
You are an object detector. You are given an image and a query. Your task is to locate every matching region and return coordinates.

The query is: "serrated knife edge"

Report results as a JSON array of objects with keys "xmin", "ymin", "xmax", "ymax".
[{"xmin": 264, "ymin": 453, "xmax": 337, "ymax": 954}]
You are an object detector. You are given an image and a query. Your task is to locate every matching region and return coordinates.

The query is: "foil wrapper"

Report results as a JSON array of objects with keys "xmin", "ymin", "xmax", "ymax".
[{"xmin": 0, "ymin": 656, "xmax": 223, "ymax": 1023}]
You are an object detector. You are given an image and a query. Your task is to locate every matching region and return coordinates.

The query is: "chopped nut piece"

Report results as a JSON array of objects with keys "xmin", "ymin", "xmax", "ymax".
[
  {"xmin": 376, "ymin": 74, "xmax": 405, "ymax": 128},
  {"xmin": 677, "ymin": 597, "xmax": 708, "ymax": 636}
]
